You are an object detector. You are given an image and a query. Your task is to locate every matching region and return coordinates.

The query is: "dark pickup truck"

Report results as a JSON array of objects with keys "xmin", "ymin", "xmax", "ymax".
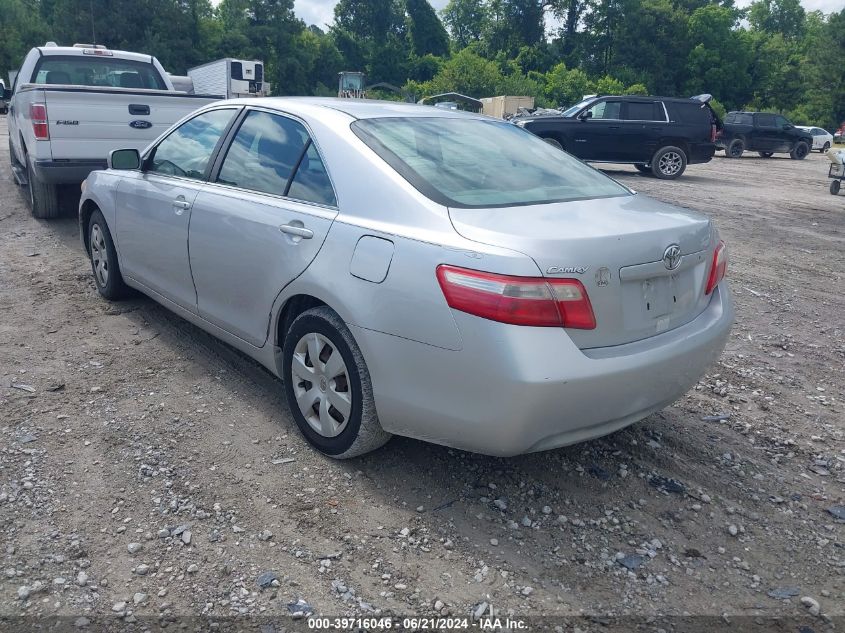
[{"xmin": 717, "ymin": 112, "xmax": 813, "ymax": 159}]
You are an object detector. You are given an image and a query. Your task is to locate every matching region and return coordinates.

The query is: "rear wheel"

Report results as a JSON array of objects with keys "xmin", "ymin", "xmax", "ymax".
[
  {"xmin": 651, "ymin": 146, "xmax": 687, "ymax": 179},
  {"xmin": 831, "ymin": 180, "xmax": 841, "ymax": 195},
  {"xmin": 790, "ymin": 141, "xmax": 809, "ymax": 160},
  {"xmin": 282, "ymin": 306, "xmax": 391, "ymax": 459},
  {"xmin": 542, "ymin": 137, "xmax": 563, "ymax": 150},
  {"xmin": 26, "ymin": 156, "xmax": 61, "ymax": 219},
  {"xmin": 726, "ymin": 139, "xmax": 744, "ymax": 158},
  {"xmin": 758, "ymin": 151, "xmax": 774, "ymax": 158}
]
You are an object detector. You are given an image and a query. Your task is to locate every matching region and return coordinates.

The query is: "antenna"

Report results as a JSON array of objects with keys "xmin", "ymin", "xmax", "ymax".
[{"xmin": 90, "ymin": 0, "xmax": 96, "ymax": 45}]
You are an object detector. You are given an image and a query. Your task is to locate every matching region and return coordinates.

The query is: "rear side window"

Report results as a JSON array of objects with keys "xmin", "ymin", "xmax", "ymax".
[
  {"xmin": 756, "ymin": 114, "xmax": 777, "ymax": 128},
  {"xmin": 147, "ymin": 108, "xmax": 236, "ymax": 180},
  {"xmin": 624, "ymin": 102, "xmax": 663, "ymax": 121},
  {"xmin": 217, "ymin": 110, "xmax": 336, "ymax": 206},
  {"xmin": 33, "ymin": 56, "xmax": 165, "ymax": 89}
]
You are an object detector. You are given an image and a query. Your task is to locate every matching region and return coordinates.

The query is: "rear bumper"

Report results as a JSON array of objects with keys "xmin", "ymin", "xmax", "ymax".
[
  {"xmin": 354, "ymin": 283, "xmax": 734, "ymax": 456},
  {"xmin": 687, "ymin": 143, "xmax": 716, "ymax": 164},
  {"xmin": 33, "ymin": 159, "xmax": 107, "ymax": 185}
]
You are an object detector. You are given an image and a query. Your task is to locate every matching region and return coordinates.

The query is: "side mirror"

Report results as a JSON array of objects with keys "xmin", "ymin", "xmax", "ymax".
[
  {"xmin": 782, "ymin": 124, "xmax": 792, "ymax": 130},
  {"xmin": 108, "ymin": 148, "xmax": 140, "ymax": 170},
  {"xmin": 578, "ymin": 110, "xmax": 593, "ymax": 121}
]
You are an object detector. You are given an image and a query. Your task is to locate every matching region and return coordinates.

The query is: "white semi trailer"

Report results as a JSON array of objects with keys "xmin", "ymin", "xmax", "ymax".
[{"xmin": 187, "ymin": 59, "xmax": 270, "ymax": 99}]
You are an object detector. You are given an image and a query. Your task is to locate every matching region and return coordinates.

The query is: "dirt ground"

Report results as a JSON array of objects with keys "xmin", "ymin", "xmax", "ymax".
[{"xmin": 1, "ymin": 114, "xmax": 843, "ymax": 631}]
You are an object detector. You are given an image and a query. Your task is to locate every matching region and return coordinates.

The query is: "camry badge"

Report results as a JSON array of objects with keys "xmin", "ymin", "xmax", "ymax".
[
  {"xmin": 662, "ymin": 244, "xmax": 682, "ymax": 270},
  {"xmin": 547, "ymin": 266, "xmax": 589, "ymax": 275}
]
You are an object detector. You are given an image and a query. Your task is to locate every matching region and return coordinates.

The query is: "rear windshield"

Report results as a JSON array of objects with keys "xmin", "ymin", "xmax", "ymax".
[
  {"xmin": 352, "ymin": 117, "xmax": 629, "ymax": 208},
  {"xmin": 32, "ymin": 55, "xmax": 165, "ymax": 90}
]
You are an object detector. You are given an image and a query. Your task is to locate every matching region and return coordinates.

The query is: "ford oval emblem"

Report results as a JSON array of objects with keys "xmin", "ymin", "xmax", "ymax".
[{"xmin": 129, "ymin": 120, "xmax": 152, "ymax": 129}]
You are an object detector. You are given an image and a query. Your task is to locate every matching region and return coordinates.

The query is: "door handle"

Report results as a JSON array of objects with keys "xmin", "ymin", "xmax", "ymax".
[
  {"xmin": 172, "ymin": 199, "xmax": 191, "ymax": 210},
  {"xmin": 279, "ymin": 224, "xmax": 313, "ymax": 239},
  {"xmin": 129, "ymin": 104, "xmax": 150, "ymax": 115}
]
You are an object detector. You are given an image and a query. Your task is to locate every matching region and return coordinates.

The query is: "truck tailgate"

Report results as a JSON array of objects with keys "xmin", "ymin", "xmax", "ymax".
[{"xmin": 30, "ymin": 86, "xmax": 219, "ymax": 159}]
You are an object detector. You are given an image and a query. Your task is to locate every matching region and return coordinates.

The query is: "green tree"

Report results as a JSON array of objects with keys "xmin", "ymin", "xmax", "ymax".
[
  {"xmin": 406, "ymin": 0, "xmax": 450, "ymax": 57},
  {"xmin": 441, "ymin": 0, "xmax": 486, "ymax": 48},
  {"xmin": 748, "ymin": 0, "xmax": 805, "ymax": 40}
]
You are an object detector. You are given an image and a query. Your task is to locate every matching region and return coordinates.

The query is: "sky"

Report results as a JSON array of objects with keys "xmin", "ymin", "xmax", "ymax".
[{"xmin": 293, "ymin": 0, "xmax": 843, "ymax": 31}]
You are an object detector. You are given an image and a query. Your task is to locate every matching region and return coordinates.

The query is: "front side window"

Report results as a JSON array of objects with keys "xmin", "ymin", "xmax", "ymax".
[
  {"xmin": 757, "ymin": 113, "xmax": 777, "ymax": 128},
  {"xmin": 353, "ymin": 117, "xmax": 629, "ymax": 208},
  {"xmin": 585, "ymin": 100, "xmax": 621, "ymax": 120},
  {"xmin": 147, "ymin": 108, "xmax": 236, "ymax": 180},
  {"xmin": 33, "ymin": 56, "xmax": 166, "ymax": 89},
  {"xmin": 774, "ymin": 115, "xmax": 790, "ymax": 128}
]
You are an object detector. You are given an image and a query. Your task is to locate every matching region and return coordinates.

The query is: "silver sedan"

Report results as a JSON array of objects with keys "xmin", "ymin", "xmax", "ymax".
[{"xmin": 79, "ymin": 98, "xmax": 734, "ymax": 458}]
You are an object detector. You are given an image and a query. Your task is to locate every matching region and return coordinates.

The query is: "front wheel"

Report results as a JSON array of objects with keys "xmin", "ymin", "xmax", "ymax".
[
  {"xmin": 831, "ymin": 180, "xmax": 841, "ymax": 195},
  {"xmin": 651, "ymin": 146, "xmax": 687, "ymax": 179},
  {"xmin": 282, "ymin": 306, "xmax": 391, "ymax": 459},
  {"xmin": 822, "ymin": 142, "xmax": 831, "ymax": 153},
  {"xmin": 790, "ymin": 141, "xmax": 809, "ymax": 160},
  {"xmin": 88, "ymin": 210, "xmax": 129, "ymax": 300}
]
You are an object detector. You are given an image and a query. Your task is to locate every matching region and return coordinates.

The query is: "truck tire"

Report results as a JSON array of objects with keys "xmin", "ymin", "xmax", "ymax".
[
  {"xmin": 651, "ymin": 146, "xmax": 687, "ymax": 179},
  {"xmin": 26, "ymin": 157, "xmax": 62, "ymax": 219},
  {"xmin": 789, "ymin": 141, "xmax": 809, "ymax": 160},
  {"xmin": 726, "ymin": 139, "xmax": 744, "ymax": 158}
]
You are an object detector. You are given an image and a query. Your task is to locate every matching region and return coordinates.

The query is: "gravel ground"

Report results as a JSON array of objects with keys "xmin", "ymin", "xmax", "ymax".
[{"xmin": 1, "ymin": 115, "xmax": 843, "ymax": 631}]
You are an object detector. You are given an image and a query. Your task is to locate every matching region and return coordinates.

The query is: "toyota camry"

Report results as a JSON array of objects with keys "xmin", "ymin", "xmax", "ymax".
[{"xmin": 79, "ymin": 98, "xmax": 733, "ymax": 458}]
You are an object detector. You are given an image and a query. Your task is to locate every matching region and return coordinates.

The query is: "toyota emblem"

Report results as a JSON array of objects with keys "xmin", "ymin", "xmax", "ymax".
[{"xmin": 662, "ymin": 244, "xmax": 682, "ymax": 270}]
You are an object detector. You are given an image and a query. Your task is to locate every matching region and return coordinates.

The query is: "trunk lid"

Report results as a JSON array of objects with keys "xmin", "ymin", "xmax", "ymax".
[{"xmin": 448, "ymin": 194, "xmax": 714, "ymax": 349}]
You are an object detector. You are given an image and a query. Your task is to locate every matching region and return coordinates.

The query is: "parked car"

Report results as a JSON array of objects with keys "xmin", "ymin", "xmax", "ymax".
[
  {"xmin": 5, "ymin": 42, "xmax": 221, "ymax": 218},
  {"xmin": 796, "ymin": 125, "xmax": 833, "ymax": 152},
  {"xmin": 79, "ymin": 98, "xmax": 733, "ymax": 458},
  {"xmin": 717, "ymin": 112, "xmax": 813, "ymax": 159},
  {"xmin": 511, "ymin": 94, "xmax": 720, "ymax": 179}
]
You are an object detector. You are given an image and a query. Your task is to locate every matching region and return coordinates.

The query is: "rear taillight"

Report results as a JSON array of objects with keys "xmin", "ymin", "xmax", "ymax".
[
  {"xmin": 30, "ymin": 103, "xmax": 49, "ymax": 140},
  {"xmin": 436, "ymin": 265, "xmax": 596, "ymax": 329},
  {"xmin": 705, "ymin": 240, "xmax": 727, "ymax": 295},
  {"xmin": 711, "ymin": 124, "xmax": 717, "ymax": 142}
]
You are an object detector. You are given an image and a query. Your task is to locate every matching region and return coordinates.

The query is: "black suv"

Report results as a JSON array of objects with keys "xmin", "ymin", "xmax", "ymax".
[
  {"xmin": 717, "ymin": 112, "xmax": 813, "ymax": 159},
  {"xmin": 512, "ymin": 94, "xmax": 720, "ymax": 179}
]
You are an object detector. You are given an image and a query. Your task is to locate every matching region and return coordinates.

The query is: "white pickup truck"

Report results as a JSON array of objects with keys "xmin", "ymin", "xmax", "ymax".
[{"xmin": 5, "ymin": 43, "xmax": 221, "ymax": 218}]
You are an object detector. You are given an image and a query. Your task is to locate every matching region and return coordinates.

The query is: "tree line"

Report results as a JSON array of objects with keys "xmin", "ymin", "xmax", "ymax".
[{"xmin": 1, "ymin": 0, "xmax": 843, "ymax": 129}]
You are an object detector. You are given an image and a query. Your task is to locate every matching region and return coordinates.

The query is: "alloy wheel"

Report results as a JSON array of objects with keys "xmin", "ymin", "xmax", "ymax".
[
  {"xmin": 291, "ymin": 332, "xmax": 352, "ymax": 438},
  {"xmin": 658, "ymin": 151, "xmax": 682, "ymax": 176},
  {"xmin": 90, "ymin": 223, "xmax": 109, "ymax": 287}
]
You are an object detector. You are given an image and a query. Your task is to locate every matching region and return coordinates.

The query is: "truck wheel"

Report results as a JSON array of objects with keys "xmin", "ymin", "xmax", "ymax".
[
  {"xmin": 26, "ymin": 157, "xmax": 61, "ymax": 219},
  {"xmin": 88, "ymin": 209, "xmax": 129, "ymax": 299},
  {"xmin": 821, "ymin": 142, "xmax": 830, "ymax": 153},
  {"xmin": 758, "ymin": 151, "xmax": 774, "ymax": 158},
  {"xmin": 542, "ymin": 137, "xmax": 563, "ymax": 150},
  {"xmin": 651, "ymin": 146, "xmax": 687, "ymax": 179},
  {"xmin": 726, "ymin": 139, "xmax": 744, "ymax": 158},
  {"xmin": 282, "ymin": 306, "xmax": 391, "ymax": 459},
  {"xmin": 790, "ymin": 141, "xmax": 809, "ymax": 160},
  {"xmin": 831, "ymin": 180, "xmax": 841, "ymax": 195}
]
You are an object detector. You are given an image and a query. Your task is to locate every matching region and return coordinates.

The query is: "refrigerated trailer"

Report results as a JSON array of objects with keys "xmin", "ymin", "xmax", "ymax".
[{"xmin": 187, "ymin": 59, "xmax": 270, "ymax": 99}]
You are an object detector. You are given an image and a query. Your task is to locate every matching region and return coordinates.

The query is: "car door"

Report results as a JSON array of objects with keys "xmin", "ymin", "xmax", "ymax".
[
  {"xmin": 773, "ymin": 115, "xmax": 797, "ymax": 152},
  {"xmin": 573, "ymin": 99, "xmax": 623, "ymax": 160},
  {"xmin": 619, "ymin": 100, "xmax": 665, "ymax": 162},
  {"xmin": 115, "ymin": 107, "xmax": 239, "ymax": 312},
  {"xmin": 188, "ymin": 108, "xmax": 338, "ymax": 347}
]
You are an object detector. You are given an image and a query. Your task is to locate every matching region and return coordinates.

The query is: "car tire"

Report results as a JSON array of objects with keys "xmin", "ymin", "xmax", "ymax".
[
  {"xmin": 651, "ymin": 146, "xmax": 687, "ymax": 179},
  {"xmin": 758, "ymin": 151, "xmax": 774, "ymax": 158},
  {"xmin": 26, "ymin": 155, "xmax": 61, "ymax": 219},
  {"xmin": 88, "ymin": 209, "xmax": 129, "ymax": 300},
  {"xmin": 790, "ymin": 141, "xmax": 809, "ymax": 160},
  {"xmin": 282, "ymin": 306, "xmax": 391, "ymax": 459},
  {"xmin": 831, "ymin": 180, "xmax": 841, "ymax": 195},
  {"xmin": 542, "ymin": 137, "xmax": 563, "ymax": 150},
  {"xmin": 822, "ymin": 142, "xmax": 830, "ymax": 153},
  {"xmin": 726, "ymin": 139, "xmax": 744, "ymax": 158},
  {"xmin": 634, "ymin": 164, "xmax": 651, "ymax": 174}
]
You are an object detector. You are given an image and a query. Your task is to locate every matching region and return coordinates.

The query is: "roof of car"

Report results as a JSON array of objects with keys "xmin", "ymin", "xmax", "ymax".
[{"xmin": 247, "ymin": 97, "xmax": 482, "ymax": 120}]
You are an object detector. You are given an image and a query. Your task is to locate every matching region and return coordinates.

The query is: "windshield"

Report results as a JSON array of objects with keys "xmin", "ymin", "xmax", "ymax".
[
  {"xmin": 560, "ymin": 98, "xmax": 597, "ymax": 118},
  {"xmin": 33, "ymin": 56, "xmax": 165, "ymax": 90},
  {"xmin": 352, "ymin": 116, "xmax": 630, "ymax": 208}
]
